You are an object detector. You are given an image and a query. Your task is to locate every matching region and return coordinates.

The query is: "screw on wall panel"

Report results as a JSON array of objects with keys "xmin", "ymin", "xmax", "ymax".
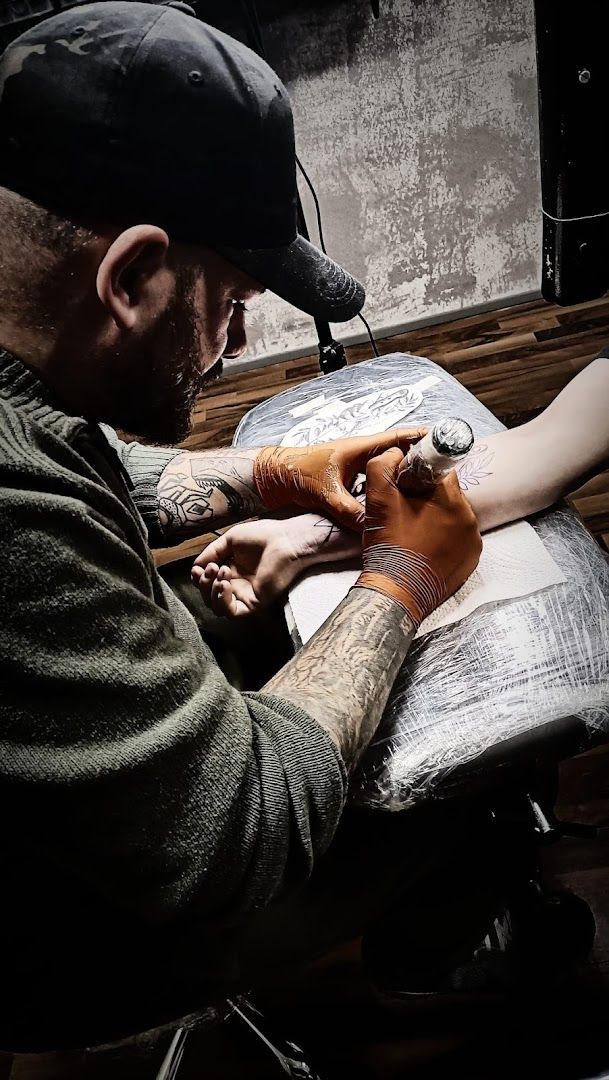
[{"xmin": 578, "ymin": 68, "xmax": 591, "ymax": 84}]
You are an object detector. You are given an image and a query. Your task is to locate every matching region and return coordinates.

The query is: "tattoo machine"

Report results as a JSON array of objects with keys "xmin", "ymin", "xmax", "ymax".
[{"xmin": 397, "ymin": 418, "xmax": 474, "ymax": 492}]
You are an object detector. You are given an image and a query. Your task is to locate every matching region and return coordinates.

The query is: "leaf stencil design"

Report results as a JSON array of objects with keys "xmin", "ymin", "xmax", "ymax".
[{"xmin": 456, "ymin": 443, "xmax": 496, "ymax": 491}]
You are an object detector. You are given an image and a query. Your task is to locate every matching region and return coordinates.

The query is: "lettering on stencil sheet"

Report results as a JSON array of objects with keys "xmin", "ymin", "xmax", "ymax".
[{"xmin": 280, "ymin": 376, "xmax": 441, "ymax": 447}]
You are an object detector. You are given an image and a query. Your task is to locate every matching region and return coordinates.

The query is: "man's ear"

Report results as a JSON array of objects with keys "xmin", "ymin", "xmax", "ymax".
[{"xmin": 96, "ymin": 225, "xmax": 170, "ymax": 331}]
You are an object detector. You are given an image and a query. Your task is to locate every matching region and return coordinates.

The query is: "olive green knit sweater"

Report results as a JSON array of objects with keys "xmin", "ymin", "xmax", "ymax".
[{"xmin": 0, "ymin": 348, "xmax": 346, "ymax": 1050}]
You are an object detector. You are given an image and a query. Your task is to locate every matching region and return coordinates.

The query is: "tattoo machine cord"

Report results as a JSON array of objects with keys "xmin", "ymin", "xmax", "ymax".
[{"xmin": 238, "ymin": 0, "xmax": 380, "ymax": 370}]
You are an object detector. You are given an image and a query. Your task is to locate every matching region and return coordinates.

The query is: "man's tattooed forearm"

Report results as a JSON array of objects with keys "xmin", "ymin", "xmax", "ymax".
[
  {"xmin": 158, "ymin": 449, "xmax": 263, "ymax": 539},
  {"xmin": 456, "ymin": 443, "xmax": 496, "ymax": 492},
  {"xmin": 265, "ymin": 588, "xmax": 415, "ymax": 771}
]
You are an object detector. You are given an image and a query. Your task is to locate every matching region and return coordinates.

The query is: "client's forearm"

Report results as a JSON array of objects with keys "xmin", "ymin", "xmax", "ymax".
[
  {"xmin": 455, "ymin": 430, "xmax": 534, "ymax": 532},
  {"xmin": 284, "ymin": 441, "xmax": 510, "ymax": 560},
  {"xmin": 249, "ymin": 356, "xmax": 608, "ymax": 586},
  {"xmin": 458, "ymin": 356, "xmax": 609, "ymax": 531},
  {"xmin": 296, "ymin": 511, "xmax": 361, "ymax": 564},
  {"xmin": 289, "ymin": 357, "xmax": 609, "ymax": 562},
  {"xmin": 527, "ymin": 355, "xmax": 609, "ymax": 492},
  {"xmin": 285, "ymin": 434, "xmax": 515, "ymax": 559}
]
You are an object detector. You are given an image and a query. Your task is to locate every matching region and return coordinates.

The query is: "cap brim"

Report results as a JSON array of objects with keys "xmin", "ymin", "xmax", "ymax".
[{"xmin": 215, "ymin": 234, "xmax": 365, "ymax": 322}]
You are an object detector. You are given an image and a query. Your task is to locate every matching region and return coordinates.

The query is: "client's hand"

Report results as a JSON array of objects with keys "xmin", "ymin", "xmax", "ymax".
[
  {"xmin": 192, "ymin": 506, "xmax": 364, "ymax": 618},
  {"xmin": 191, "ymin": 519, "xmax": 314, "ymax": 618},
  {"xmin": 253, "ymin": 428, "xmax": 427, "ymax": 533},
  {"xmin": 356, "ymin": 448, "xmax": 482, "ymax": 627}
]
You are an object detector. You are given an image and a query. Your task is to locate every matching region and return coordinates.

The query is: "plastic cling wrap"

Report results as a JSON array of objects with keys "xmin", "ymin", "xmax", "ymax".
[{"xmin": 234, "ymin": 354, "xmax": 609, "ymax": 809}]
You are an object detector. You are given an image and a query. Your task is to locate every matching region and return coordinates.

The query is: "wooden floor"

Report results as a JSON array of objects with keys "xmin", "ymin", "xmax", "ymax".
[{"xmin": 7, "ymin": 295, "xmax": 609, "ymax": 1079}]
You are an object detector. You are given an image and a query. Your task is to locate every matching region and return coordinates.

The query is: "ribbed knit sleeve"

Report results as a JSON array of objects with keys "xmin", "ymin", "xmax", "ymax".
[
  {"xmin": 0, "ymin": 426, "xmax": 347, "ymax": 934},
  {"xmin": 100, "ymin": 424, "xmax": 181, "ymax": 547}
]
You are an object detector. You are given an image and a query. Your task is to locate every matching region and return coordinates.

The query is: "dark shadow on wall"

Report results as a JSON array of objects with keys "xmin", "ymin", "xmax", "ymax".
[
  {"xmin": 0, "ymin": 1, "xmax": 378, "ymax": 80},
  {"xmin": 195, "ymin": 0, "xmax": 376, "ymax": 80}
]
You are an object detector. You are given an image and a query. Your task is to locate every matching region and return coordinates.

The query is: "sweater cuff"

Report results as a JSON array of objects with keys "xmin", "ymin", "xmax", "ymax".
[
  {"xmin": 100, "ymin": 425, "xmax": 182, "ymax": 547},
  {"xmin": 245, "ymin": 690, "xmax": 349, "ymax": 810}
]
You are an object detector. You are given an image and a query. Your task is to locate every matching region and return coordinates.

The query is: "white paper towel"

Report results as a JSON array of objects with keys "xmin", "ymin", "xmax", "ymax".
[{"xmin": 288, "ymin": 519, "xmax": 567, "ymax": 644}]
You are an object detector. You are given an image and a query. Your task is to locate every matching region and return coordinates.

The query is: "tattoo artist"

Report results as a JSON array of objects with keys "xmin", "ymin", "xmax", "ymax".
[{"xmin": 0, "ymin": 3, "xmax": 485, "ymax": 1051}]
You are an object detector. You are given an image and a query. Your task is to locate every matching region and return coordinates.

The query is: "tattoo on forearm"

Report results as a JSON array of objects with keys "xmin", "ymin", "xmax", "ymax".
[
  {"xmin": 313, "ymin": 517, "xmax": 343, "ymax": 544},
  {"xmin": 265, "ymin": 588, "xmax": 415, "ymax": 771},
  {"xmin": 456, "ymin": 443, "xmax": 495, "ymax": 491},
  {"xmin": 158, "ymin": 449, "xmax": 262, "ymax": 539},
  {"xmin": 312, "ymin": 483, "xmax": 366, "ymax": 546}
]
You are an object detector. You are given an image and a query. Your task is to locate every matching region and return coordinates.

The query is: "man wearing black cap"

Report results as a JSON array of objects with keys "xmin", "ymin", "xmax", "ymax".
[{"xmin": 0, "ymin": 1, "xmax": 483, "ymax": 1050}]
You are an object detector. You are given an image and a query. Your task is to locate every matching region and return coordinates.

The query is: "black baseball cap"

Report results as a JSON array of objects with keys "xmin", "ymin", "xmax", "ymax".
[{"xmin": 0, "ymin": 1, "xmax": 365, "ymax": 321}]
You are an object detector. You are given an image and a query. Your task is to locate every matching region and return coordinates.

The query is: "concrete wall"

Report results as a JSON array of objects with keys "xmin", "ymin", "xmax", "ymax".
[{"xmin": 230, "ymin": 0, "xmax": 541, "ymax": 370}]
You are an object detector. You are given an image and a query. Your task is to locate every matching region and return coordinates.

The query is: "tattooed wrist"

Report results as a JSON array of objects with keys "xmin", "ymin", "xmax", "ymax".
[
  {"xmin": 157, "ymin": 448, "xmax": 264, "ymax": 539},
  {"xmin": 302, "ymin": 486, "xmax": 364, "ymax": 560},
  {"xmin": 265, "ymin": 587, "xmax": 415, "ymax": 772}
]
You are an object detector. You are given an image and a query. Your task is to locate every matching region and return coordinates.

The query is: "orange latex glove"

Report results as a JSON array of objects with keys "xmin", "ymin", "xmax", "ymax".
[
  {"xmin": 253, "ymin": 428, "xmax": 428, "ymax": 533},
  {"xmin": 355, "ymin": 447, "xmax": 482, "ymax": 627}
]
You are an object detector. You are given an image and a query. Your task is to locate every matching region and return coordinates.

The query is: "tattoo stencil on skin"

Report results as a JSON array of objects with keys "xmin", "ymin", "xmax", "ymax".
[
  {"xmin": 304, "ymin": 444, "xmax": 495, "ymax": 552},
  {"xmin": 312, "ymin": 474, "xmax": 367, "ymax": 545},
  {"xmin": 456, "ymin": 443, "xmax": 495, "ymax": 492}
]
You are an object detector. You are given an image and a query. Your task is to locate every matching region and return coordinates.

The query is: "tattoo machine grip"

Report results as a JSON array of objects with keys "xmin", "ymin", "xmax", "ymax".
[{"xmin": 397, "ymin": 418, "xmax": 474, "ymax": 493}]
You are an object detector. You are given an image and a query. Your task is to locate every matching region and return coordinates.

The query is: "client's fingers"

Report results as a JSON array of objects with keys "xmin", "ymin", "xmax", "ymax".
[
  {"xmin": 192, "ymin": 534, "xmax": 231, "ymax": 569},
  {"xmin": 193, "ymin": 562, "xmax": 219, "ymax": 607},
  {"xmin": 211, "ymin": 574, "xmax": 232, "ymax": 617},
  {"xmin": 211, "ymin": 574, "xmax": 247, "ymax": 618}
]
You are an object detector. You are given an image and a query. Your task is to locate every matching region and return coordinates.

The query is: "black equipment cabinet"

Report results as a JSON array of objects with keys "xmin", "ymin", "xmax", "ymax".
[{"xmin": 534, "ymin": 0, "xmax": 609, "ymax": 305}]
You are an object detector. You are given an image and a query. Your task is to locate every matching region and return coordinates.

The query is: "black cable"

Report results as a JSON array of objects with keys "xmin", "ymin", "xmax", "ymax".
[
  {"xmin": 358, "ymin": 311, "xmax": 380, "ymax": 357},
  {"xmin": 295, "ymin": 154, "xmax": 380, "ymax": 356},
  {"xmin": 240, "ymin": 0, "xmax": 382, "ymax": 370},
  {"xmin": 240, "ymin": 0, "xmax": 265, "ymax": 53},
  {"xmin": 296, "ymin": 155, "xmax": 327, "ymax": 254}
]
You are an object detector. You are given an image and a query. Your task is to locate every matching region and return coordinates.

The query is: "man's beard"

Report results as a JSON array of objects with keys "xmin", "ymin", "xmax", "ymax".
[{"xmin": 101, "ymin": 268, "xmax": 223, "ymax": 446}]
